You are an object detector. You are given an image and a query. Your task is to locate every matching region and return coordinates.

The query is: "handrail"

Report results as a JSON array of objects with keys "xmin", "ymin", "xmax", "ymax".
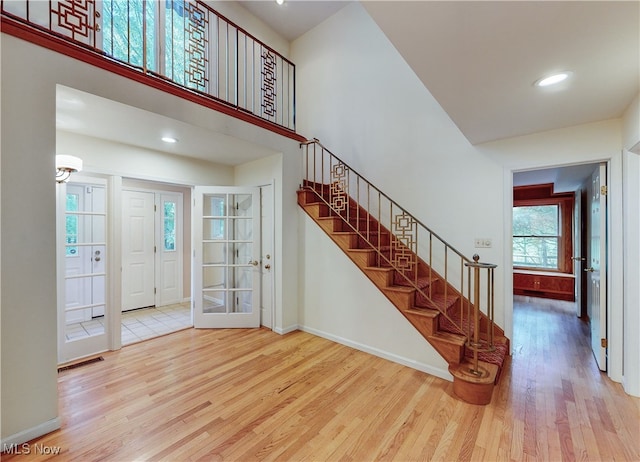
[
  {"xmin": 301, "ymin": 139, "xmax": 498, "ymax": 374},
  {"xmin": 1, "ymin": 0, "xmax": 296, "ymax": 132},
  {"xmin": 301, "ymin": 139, "xmax": 471, "ymax": 263}
]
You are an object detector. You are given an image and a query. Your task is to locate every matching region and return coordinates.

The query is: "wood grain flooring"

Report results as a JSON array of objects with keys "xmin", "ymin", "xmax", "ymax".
[{"xmin": 3, "ymin": 296, "xmax": 639, "ymax": 461}]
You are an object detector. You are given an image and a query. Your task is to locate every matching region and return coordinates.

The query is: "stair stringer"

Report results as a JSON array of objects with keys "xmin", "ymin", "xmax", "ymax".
[{"xmin": 298, "ymin": 188, "xmax": 509, "ymax": 404}]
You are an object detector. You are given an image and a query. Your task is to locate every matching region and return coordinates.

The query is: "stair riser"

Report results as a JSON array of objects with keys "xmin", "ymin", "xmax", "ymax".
[
  {"xmin": 347, "ymin": 249, "xmax": 376, "ymax": 267},
  {"xmin": 335, "ymin": 235, "xmax": 359, "ymax": 250},
  {"xmin": 431, "ymin": 340, "xmax": 465, "ymax": 365},
  {"xmin": 404, "ymin": 313, "xmax": 437, "ymax": 337},
  {"xmin": 380, "ymin": 289, "xmax": 414, "ymax": 310},
  {"xmin": 362, "ymin": 268, "xmax": 394, "ymax": 288}
]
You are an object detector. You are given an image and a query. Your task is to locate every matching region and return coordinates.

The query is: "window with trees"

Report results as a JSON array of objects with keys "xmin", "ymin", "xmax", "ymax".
[
  {"xmin": 513, "ymin": 184, "xmax": 574, "ymax": 274},
  {"xmin": 513, "ymin": 205, "xmax": 560, "ymax": 269}
]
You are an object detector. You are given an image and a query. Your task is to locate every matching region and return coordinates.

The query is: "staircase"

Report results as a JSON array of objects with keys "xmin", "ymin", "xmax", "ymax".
[{"xmin": 297, "ymin": 139, "xmax": 509, "ymax": 405}]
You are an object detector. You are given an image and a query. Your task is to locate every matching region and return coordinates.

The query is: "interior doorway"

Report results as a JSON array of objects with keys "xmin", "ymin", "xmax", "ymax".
[
  {"xmin": 121, "ymin": 188, "xmax": 184, "ymax": 311},
  {"xmin": 512, "ymin": 161, "xmax": 608, "ymax": 371}
]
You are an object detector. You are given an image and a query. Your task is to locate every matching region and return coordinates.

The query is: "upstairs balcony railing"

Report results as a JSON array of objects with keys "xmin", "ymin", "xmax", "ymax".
[
  {"xmin": 301, "ymin": 139, "xmax": 498, "ymax": 375},
  {"xmin": 1, "ymin": 0, "xmax": 295, "ymax": 131}
]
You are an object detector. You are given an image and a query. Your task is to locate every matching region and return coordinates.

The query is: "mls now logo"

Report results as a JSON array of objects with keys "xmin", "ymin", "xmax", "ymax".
[{"xmin": 3, "ymin": 442, "xmax": 62, "ymax": 455}]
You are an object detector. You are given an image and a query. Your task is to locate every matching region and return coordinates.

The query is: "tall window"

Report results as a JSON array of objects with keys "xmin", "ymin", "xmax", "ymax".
[{"xmin": 513, "ymin": 205, "xmax": 560, "ymax": 270}]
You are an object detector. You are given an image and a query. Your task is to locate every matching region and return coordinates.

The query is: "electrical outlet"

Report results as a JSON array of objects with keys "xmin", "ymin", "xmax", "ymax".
[{"xmin": 474, "ymin": 238, "xmax": 492, "ymax": 248}]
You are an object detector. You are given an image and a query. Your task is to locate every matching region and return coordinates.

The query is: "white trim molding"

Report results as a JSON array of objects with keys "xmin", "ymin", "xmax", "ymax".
[
  {"xmin": 299, "ymin": 325, "xmax": 452, "ymax": 382},
  {"xmin": 1, "ymin": 418, "xmax": 61, "ymax": 448}
]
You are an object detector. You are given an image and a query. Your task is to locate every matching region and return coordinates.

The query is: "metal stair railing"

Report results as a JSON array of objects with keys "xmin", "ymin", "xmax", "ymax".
[
  {"xmin": 1, "ymin": 0, "xmax": 296, "ymax": 131},
  {"xmin": 301, "ymin": 139, "xmax": 498, "ymax": 375}
]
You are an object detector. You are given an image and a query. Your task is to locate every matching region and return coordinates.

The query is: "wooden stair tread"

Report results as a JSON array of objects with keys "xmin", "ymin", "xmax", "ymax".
[
  {"xmin": 382, "ymin": 285, "xmax": 415, "ymax": 294},
  {"xmin": 429, "ymin": 331, "xmax": 466, "ymax": 347},
  {"xmin": 405, "ymin": 308, "xmax": 439, "ymax": 318}
]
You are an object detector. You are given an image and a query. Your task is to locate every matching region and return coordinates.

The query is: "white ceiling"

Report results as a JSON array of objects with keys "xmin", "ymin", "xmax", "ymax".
[
  {"xmin": 362, "ymin": 1, "xmax": 639, "ymax": 145},
  {"xmin": 238, "ymin": 0, "xmax": 352, "ymax": 42},
  {"xmin": 56, "ymin": 86, "xmax": 276, "ymax": 166}
]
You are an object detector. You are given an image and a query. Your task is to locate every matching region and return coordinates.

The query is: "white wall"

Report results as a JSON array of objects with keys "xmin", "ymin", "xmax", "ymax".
[
  {"xmin": 621, "ymin": 93, "xmax": 640, "ymax": 395},
  {"xmin": 622, "ymin": 93, "xmax": 640, "ymax": 153},
  {"xmin": 292, "ymin": 2, "xmax": 504, "ymax": 372},
  {"xmin": 299, "ymin": 213, "xmax": 451, "ymax": 378},
  {"xmin": 207, "ymin": 1, "xmax": 290, "ymax": 58},
  {"xmin": 1, "ymin": 32, "xmax": 301, "ymax": 444}
]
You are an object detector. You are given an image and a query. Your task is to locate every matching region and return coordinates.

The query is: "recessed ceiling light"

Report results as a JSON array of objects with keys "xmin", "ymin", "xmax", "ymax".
[
  {"xmin": 535, "ymin": 72, "xmax": 572, "ymax": 87},
  {"xmin": 276, "ymin": 0, "xmax": 284, "ymax": 5},
  {"xmin": 162, "ymin": 136, "xmax": 178, "ymax": 143}
]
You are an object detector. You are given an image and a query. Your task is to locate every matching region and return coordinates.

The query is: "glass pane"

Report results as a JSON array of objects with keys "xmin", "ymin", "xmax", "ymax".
[
  {"xmin": 66, "ymin": 193, "xmax": 79, "ymax": 211},
  {"xmin": 513, "ymin": 205, "xmax": 559, "ymax": 236},
  {"xmin": 232, "ymin": 267, "xmax": 253, "ymax": 290},
  {"xmin": 231, "ymin": 217, "xmax": 252, "ymax": 241},
  {"xmin": 230, "ymin": 194, "xmax": 252, "ymax": 217},
  {"xmin": 232, "ymin": 242, "xmax": 252, "ymax": 265},
  {"xmin": 91, "ymin": 215, "xmax": 106, "ymax": 242},
  {"xmin": 65, "ymin": 314, "xmax": 106, "ymax": 341},
  {"xmin": 203, "ymin": 266, "xmax": 226, "ymax": 290},
  {"xmin": 203, "ymin": 242, "xmax": 227, "ymax": 265},
  {"xmin": 203, "ymin": 291, "xmax": 226, "ymax": 313},
  {"xmin": 513, "ymin": 236, "xmax": 559, "ymax": 269},
  {"xmin": 203, "ymin": 218, "xmax": 225, "ymax": 240},
  {"xmin": 203, "ymin": 194, "xmax": 227, "ymax": 216},
  {"xmin": 164, "ymin": 201, "xmax": 176, "ymax": 251},
  {"xmin": 233, "ymin": 290, "xmax": 252, "ymax": 313}
]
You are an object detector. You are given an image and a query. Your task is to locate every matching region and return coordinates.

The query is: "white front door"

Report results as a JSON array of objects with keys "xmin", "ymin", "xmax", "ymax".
[
  {"xmin": 193, "ymin": 186, "xmax": 260, "ymax": 328},
  {"xmin": 587, "ymin": 164, "xmax": 607, "ymax": 371},
  {"xmin": 122, "ymin": 190, "xmax": 155, "ymax": 311},
  {"xmin": 58, "ymin": 180, "xmax": 108, "ymax": 364}
]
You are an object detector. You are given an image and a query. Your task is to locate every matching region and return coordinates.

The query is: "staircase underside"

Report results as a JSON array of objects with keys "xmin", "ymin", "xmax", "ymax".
[{"xmin": 298, "ymin": 187, "xmax": 509, "ymax": 405}]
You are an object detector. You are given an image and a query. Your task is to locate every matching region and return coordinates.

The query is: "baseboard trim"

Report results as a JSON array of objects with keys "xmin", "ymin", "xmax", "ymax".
[
  {"xmin": 273, "ymin": 324, "xmax": 299, "ymax": 335},
  {"xmin": 1, "ymin": 417, "xmax": 61, "ymax": 447},
  {"xmin": 299, "ymin": 325, "xmax": 452, "ymax": 382}
]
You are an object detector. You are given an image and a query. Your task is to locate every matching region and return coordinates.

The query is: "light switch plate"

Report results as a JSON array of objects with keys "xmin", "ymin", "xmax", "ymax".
[{"xmin": 474, "ymin": 238, "xmax": 492, "ymax": 248}]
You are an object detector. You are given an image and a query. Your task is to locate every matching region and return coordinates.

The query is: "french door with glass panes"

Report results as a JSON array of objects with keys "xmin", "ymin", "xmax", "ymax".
[
  {"xmin": 193, "ymin": 187, "xmax": 260, "ymax": 328},
  {"xmin": 58, "ymin": 180, "xmax": 108, "ymax": 363}
]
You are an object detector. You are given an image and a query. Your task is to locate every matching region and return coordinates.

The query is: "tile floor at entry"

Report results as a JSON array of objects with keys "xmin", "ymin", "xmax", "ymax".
[{"xmin": 66, "ymin": 302, "xmax": 192, "ymax": 345}]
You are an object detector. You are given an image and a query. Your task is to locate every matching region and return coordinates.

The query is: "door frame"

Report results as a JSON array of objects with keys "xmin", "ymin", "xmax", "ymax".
[
  {"xmin": 260, "ymin": 183, "xmax": 275, "ymax": 329},
  {"xmin": 121, "ymin": 186, "xmax": 185, "ymax": 310},
  {"xmin": 504, "ymin": 154, "xmax": 624, "ymax": 383}
]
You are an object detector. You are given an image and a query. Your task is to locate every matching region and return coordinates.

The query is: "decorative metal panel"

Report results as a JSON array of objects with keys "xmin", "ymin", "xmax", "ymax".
[
  {"xmin": 330, "ymin": 163, "xmax": 348, "ymax": 212},
  {"xmin": 184, "ymin": 0, "xmax": 208, "ymax": 92},
  {"xmin": 261, "ymin": 49, "xmax": 277, "ymax": 118},
  {"xmin": 392, "ymin": 211, "xmax": 417, "ymax": 271},
  {"xmin": 51, "ymin": 0, "xmax": 95, "ymax": 39}
]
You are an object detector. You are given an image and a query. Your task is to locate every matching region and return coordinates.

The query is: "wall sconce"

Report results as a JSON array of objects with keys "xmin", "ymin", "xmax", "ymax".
[{"xmin": 55, "ymin": 155, "xmax": 83, "ymax": 183}]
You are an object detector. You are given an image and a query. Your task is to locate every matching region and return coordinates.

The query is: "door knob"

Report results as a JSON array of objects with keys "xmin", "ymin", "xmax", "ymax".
[
  {"xmin": 584, "ymin": 267, "xmax": 595, "ymax": 272},
  {"xmin": 572, "ymin": 257, "xmax": 586, "ymax": 261},
  {"xmin": 264, "ymin": 264, "xmax": 271, "ymax": 270}
]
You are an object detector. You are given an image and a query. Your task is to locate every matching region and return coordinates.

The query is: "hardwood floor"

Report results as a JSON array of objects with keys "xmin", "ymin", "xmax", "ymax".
[{"xmin": 4, "ymin": 297, "xmax": 639, "ymax": 461}]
